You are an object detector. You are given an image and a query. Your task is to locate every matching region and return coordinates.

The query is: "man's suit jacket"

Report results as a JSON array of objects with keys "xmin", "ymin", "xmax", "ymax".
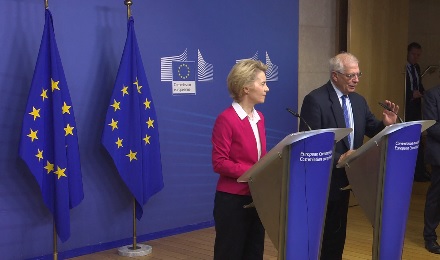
[
  {"xmin": 423, "ymin": 85, "xmax": 440, "ymax": 166},
  {"xmin": 405, "ymin": 63, "xmax": 425, "ymax": 121},
  {"xmin": 299, "ymin": 81, "xmax": 385, "ymax": 200}
]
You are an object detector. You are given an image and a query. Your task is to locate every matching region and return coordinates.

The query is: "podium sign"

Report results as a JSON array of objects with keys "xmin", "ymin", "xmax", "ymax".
[
  {"xmin": 285, "ymin": 132, "xmax": 334, "ymax": 260},
  {"xmin": 377, "ymin": 124, "xmax": 420, "ymax": 259},
  {"xmin": 337, "ymin": 120, "xmax": 435, "ymax": 260},
  {"xmin": 239, "ymin": 128, "xmax": 351, "ymax": 260}
]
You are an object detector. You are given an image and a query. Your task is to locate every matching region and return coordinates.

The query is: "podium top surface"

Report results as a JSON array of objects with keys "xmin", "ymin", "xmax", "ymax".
[
  {"xmin": 237, "ymin": 128, "xmax": 352, "ymax": 182},
  {"xmin": 336, "ymin": 120, "xmax": 435, "ymax": 168},
  {"xmin": 267, "ymin": 128, "xmax": 352, "ymax": 156}
]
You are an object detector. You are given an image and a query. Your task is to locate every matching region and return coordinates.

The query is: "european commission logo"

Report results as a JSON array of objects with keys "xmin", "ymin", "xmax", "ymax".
[
  {"xmin": 160, "ymin": 49, "xmax": 278, "ymax": 95},
  {"xmin": 161, "ymin": 49, "xmax": 213, "ymax": 95}
]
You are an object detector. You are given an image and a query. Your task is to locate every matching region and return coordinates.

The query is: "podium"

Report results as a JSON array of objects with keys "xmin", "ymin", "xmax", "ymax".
[
  {"xmin": 336, "ymin": 120, "xmax": 435, "ymax": 260},
  {"xmin": 238, "ymin": 128, "xmax": 351, "ymax": 260}
]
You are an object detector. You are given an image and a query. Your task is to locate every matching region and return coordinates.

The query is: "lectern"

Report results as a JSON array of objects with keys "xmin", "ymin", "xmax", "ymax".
[
  {"xmin": 238, "ymin": 128, "xmax": 351, "ymax": 260},
  {"xmin": 336, "ymin": 120, "xmax": 435, "ymax": 260}
]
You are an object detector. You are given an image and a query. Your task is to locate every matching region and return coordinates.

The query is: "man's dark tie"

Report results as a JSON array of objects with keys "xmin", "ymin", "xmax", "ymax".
[
  {"xmin": 341, "ymin": 95, "xmax": 351, "ymax": 147},
  {"xmin": 411, "ymin": 64, "xmax": 419, "ymax": 90}
]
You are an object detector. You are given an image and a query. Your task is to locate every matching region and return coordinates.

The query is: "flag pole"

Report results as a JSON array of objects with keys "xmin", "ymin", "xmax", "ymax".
[
  {"xmin": 45, "ymin": 3, "xmax": 57, "ymax": 260},
  {"xmin": 125, "ymin": 0, "xmax": 132, "ymax": 19},
  {"xmin": 116, "ymin": 2, "xmax": 153, "ymax": 256},
  {"xmin": 125, "ymin": 0, "xmax": 138, "ymax": 253},
  {"xmin": 53, "ymin": 222, "xmax": 58, "ymax": 260},
  {"xmin": 130, "ymin": 197, "xmax": 139, "ymax": 250},
  {"xmin": 114, "ymin": 0, "xmax": 156, "ymax": 257}
]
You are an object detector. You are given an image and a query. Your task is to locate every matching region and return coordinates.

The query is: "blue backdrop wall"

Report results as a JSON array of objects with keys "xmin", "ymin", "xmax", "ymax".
[{"xmin": 0, "ymin": 0, "xmax": 298, "ymax": 259}]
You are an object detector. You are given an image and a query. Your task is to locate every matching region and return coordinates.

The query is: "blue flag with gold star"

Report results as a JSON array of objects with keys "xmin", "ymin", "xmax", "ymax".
[
  {"xmin": 102, "ymin": 16, "xmax": 164, "ymax": 220},
  {"xmin": 18, "ymin": 9, "xmax": 84, "ymax": 243}
]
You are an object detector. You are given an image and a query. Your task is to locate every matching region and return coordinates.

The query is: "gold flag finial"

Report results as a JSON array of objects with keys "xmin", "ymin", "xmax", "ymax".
[
  {"xmin": 45, "ymin": 0, "xmax": 48, "ymax": 9},
  {"xmin": 124, "ymin": 0, "xmax": 133, "ymax": 19}
]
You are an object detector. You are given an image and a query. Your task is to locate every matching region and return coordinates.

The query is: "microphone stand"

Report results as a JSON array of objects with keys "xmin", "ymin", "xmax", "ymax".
[
  {"xmin": 378, "ymin": 102, "xmax": 404, "ymax": 123},
  {"xmin": 286, "ymin": 108, "xmax": 312, "ymax": 131}
]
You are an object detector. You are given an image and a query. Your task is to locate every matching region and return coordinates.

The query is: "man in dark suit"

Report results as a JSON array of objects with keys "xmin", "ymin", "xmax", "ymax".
[
  {"xmin": 423, "ymin": 85, "xmax": 440, "ymax": 254},
  {"xmin": 299, "ymin": 52, "xmax": 399, "ymax": 260},
  {"xmin": 406, "ymin": 42, "xmax": 424, "ymax": 121},
  {"xmin": 406, "ymin": 42, "xmax": 429, "ymax": 182}
]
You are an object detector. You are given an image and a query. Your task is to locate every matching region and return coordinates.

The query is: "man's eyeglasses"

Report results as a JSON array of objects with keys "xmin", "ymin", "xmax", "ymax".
[{"xmin": 334, "ymin": 71, "xmax": 362, "ymax": 79}]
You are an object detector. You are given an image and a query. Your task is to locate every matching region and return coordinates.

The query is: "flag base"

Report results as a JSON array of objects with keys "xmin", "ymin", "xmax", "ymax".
[{"xmin": 117, "ymin": 244, "xmax": 152, "ymax": 257}]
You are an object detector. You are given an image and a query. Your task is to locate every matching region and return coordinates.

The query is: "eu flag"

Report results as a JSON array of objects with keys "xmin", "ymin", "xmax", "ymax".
[
  {"xmin": 18, "ymin": 9, "xmax": 84, "ymax": 243},
  {"xmin": 102, "ymin": 16, "xmax": 164, "ymax": 220}
]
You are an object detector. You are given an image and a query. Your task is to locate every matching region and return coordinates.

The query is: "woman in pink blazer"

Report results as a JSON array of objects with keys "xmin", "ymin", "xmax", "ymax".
[{"xmin": 212, "ymin": 59, "xmax": 269, "ymax": 260}]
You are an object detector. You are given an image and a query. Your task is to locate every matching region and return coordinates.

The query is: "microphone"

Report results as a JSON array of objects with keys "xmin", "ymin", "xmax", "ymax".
[
  {"xmin": 286, "ymin": 108, "xmax": 312, "ymax": 131},
  {"xmin": 378, "ymin": 102, "xmax": 404, "ymax": 123}
]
